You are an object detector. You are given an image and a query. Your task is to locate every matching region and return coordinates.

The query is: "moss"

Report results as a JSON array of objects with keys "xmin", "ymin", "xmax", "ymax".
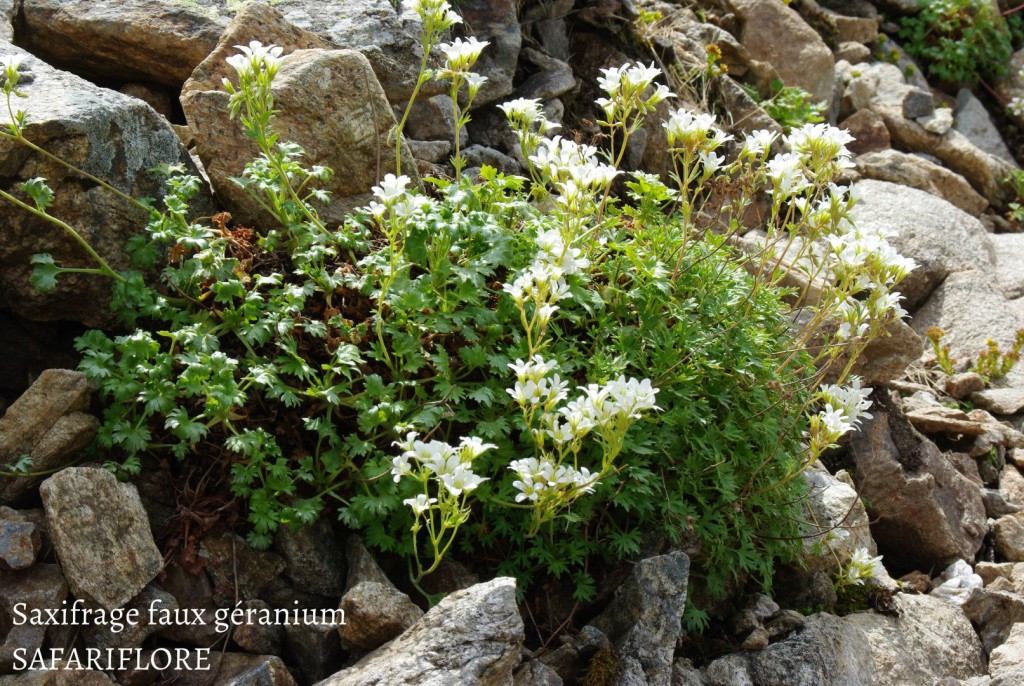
[{"xmin": 582, "ymin": 648, "xmax": 621, "ymax": 686}]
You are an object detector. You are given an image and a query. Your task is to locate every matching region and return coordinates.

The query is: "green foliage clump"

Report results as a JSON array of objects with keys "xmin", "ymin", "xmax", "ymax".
[
  {"xmin": 742, "ymin": 80, "xmax": 825, "ymax": 132},
  {"xmin": 898, "ymin": 0, "xmax": 1012, "ymax": 85},
  {"xmin": 0, "ymin": 8, "xmax": 914, "ymax": 628}
]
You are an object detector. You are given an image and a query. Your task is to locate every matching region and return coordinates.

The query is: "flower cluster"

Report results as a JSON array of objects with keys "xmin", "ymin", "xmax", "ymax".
[
  {"xmin": 368, "ymin": 172, "xmax": 430, "ymax": 220},
  {"xmin": 401, "ymin": 0, "xmax": 462, "ymax": 35},
  {"xmin": 504, "ymin": 354, "xmax": 660, "ymax": 532},
  {"xmin": 808, "ymin": 377, "xmax": 872, "ymax": 453},
  {"xmin": 1007, "ymin": 69, "xmax": 1024, "ymax": 119},
  {"xmin": 841, "ymin": 547, "xmax": 885, "ymax": 586},
  {"xmin": 225, "ymin": 41, "xmax": 284, "ymax": 81},
  {"xmin": 392, "ymin": 433, "xmax": 492, "ymax": 495},
  {"xmin": 390, "ymin": 432, "xmax": 494, "ymax": 579},
  {"xmin": 502, "ymin": 229, "xmax": 585, "ymax": 342},
  {"xmin": 498, "ymin": 98, "xmax": 560, "ymax": 161},
  {"xmin": 509, "ymin": 457, "xmax": 597, "ymax": 503},
  {"xmin": 595, "ymin": 61, "xmax": 673, "ymax": 121}
]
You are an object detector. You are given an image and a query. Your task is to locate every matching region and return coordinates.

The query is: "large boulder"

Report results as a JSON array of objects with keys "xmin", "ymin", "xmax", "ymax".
[
  {"xmin": 0, "ymin": 43, "xmax": 206, "ymax": 327},
  {"xmin": 317, "ymin": 577, "xmax": 523, "ymax": 686},
  {"xmin": 19, "ymin": 0, "xmax": 224, "ymax": 87},
  {"xmin": 705, "ymin": 594, "xmax": 985, "ymax": 685},
  {"xmin": 40, "ymin": 467, "xmax": 163, "ymax": 610},
  {"xmin": 728, "ymin": 0, "xmax": 834, "ymax": 106},
  {"xmin": 0, "ymin": 370, "xmax": 96, "ymax": 506},
  {"xmin": 800, "ymin": 466, "xmax": 875, "ymax": 574},
  {"xmin": 854, "ymin": 150, "xmax": 988, "ymax": 217},
  {"xmin": 589, "ymin": 552, "xmax": 689, "ymax": 686},
  {"xmin": 181, "ymin": 4, "xmax": 416, "ymax": 228},
  {"xmin": 337, "ymin": 537, "xmax": 423, "ymax": 652},
  {"xmin": 851, "ymin": 179, "xmax": 993, "ymax": 310},
  {"xmin": 847, "ymin": 61, "xmax": 1016, "ymax": 209},
  {"xmin": 18, "ymin": 0, "xmax": 447, "ymax": 104},
  {"xmin": 846, "ymin": 394, "xmax": 987, "ymax": 574},
  {"xmin": 0, "ymin": 564, "xmax": 68, "ymax": 674}
]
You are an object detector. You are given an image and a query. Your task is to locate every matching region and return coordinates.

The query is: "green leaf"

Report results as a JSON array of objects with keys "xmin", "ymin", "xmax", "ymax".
[
  {"xmin": 22, "ymin": 177, "xmax": 54, "ymax": 211},
  {"xmin": 29, "ymin": 253, "xmax": 60, "ymax": 293}
]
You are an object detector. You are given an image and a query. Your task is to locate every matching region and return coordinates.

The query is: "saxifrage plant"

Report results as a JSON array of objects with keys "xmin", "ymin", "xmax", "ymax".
[{"xmin": 0, "ymin": 0, "xmax": 913, "ymax": 630}]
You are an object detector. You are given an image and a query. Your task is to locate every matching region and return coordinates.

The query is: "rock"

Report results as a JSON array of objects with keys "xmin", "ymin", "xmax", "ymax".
[
  {"xmin": 855, "ymin": 151, "xmax": 987, "ymax": 218},
  {"xmin": 0, "ymin": 506, "xmax": 42, "ymax": 570},
  {"xmin": 40, "ymin": 467, "xmax": 161, "ymax": 610},
  {"xmin": 859, "ymin": 62, "xmax": 1015, "ymax": 209},
  {"xmin": 168, "ymin": 652, "xmax": 297, "ymax": 686},
  {"xmin": 930, "ymin": 559, "xmax": 984, "ymax": 605},
  {"xmin": 741, "ymin": 626, "xmax": 770, "ymax": 651},
  {"xmin": 184, "ymin": 25, "xmax": 416, "ymax": 227},
  {"xmin": 946, "ymin": 373, "xmax": 988, "ymax": 400},
  {"xmin": 964, "ymin": 588, "xmax": 1024, "ymax": 654},
  {"xmin": 230, "ymin": 599, "xmax": 283, "ymax": 655},
  {"xmin": 835, "ymin": 41, "xmax": 871, "ymax": 64},
  {"xmin": 403, "ymin": 95, "xmax": 463, "ymax": 147},
  {"xmin": 919, "ymin": 107, "xmax": 954, "ymax": 136},
  {"xmin": 713, "ymin": 76, "xmax": 781, "ymax": 138},
  {"xmin": 847, "ymin": 396, "xmax": 987, "ymax": 574},
  {"xmin": 83, "ymin": 584, "xmax": 177, "ymax": 651},
  {"xmin": 900, "ymin": 87, "xmax": 934, "ymax": 120},
  {"xmin": 283, "ymin": 621, "xmax": 342, "ymax": 684},
  {"xmin": 0, "ymin": 564, "xmax": 68, "ymax": 674},
  {"xmin": 841, "ymin": 316, "xmax": 922, "ymax": 385},
  {"xmin": 0, "ymin": 668, "xmax": 116, "ymax": 684},
  {"xmin": 0, "ymin": 0, "xmax": 12, "ymax": 41},
  {"xmin": 457, "ymin": 0, "xmax": 520, "ymax": 107},
  {"xmin": 1001, "ymin": 464, "xmax": 1024, "ymax": 507},
  {"xmin": 704, "ymin": 654, "xmax": 754, "ymax": 686},
  {"xmin": 984, "ymin": 489, "xmax": 1022, "ymax": 518},
  {"xmin": 972, "ymin": 389, "xmax": 1024, "ymax": 416},
  {"xmin": 993, "ymin": 513, "xmax": 1024, "ymax": 561},
  {"xmin": 199, "ymin": 532, "xmax": 286, "ymax": 605},
  {"xmin": 407, "ymin": 140, "xmax": 451, "ymax": 165},
  {"xmin": 745, "ymin": 594, "xmax": 984, "ymax": 685},
  {"xmin": 513, "ymin": 660, "xmax": 564, "ymax": 686},
  {"xmin": 337, "ymin": 537, "xmax": 422, "ymax": 651},
  {"xmin": 273, "ymin": 516, "xmax": 345, "ymax": 598},
  {"xmin": 906, "ymin": 406, "xmax": 987, "ymax": 437},
  {"xmin": 589, "ymin": 552, "xmax": 689, "ymax": 686},
  {"xmin": 0, "ymin": 370, "xmax": 97, "ymax": 507},
  {"xmin": 318, "ymin": 577, "xmax": 523, "ymax": 686},
  {"xmin": 991, "ymin": 234, "xmax": 1024, "ymax": 301},
  {"xmin": 912, "ymin": 271, "xmax": 1024, "ymax": 388},
  {"xmin": 514, "ymin": 48, "xmax": 576, "ymax": 102},
  {"xmin": 729, "ymin": 0, "xmax": 835, "ymax": 106},
  {"xmin": 118, "ymin": 84, "xmax": 175, "ymax": 120},
  {"xmin": 841, "ymin": 110, "xmax": 889, "ymax": 154},
  {"xmin": 989, "ymin": 621, "xmax": 1024, "ymax": 686},
  {"xmin": 976, "ymin": 561, "xmax": 1018, "ymax": 586},
  {"xmin": 851, "ymin": 179, "xmax": 992, "ymax": 309},
  {"xmin": 535, "ymin": 625, "xmax": 612, "ymax": 681},
  {"xmin": 829, "ymin": 11, "xmax": 878, "ymax": 45},
  {"xmin": 462, "ymin": 145, "xmax": 521, "ymax": 176},
  {"xmin": 0, "ymin": 43, "xmax": 205, "ymax": 328},
  {"xmin": 801, "ymin": 466, "xmax": 875, "ymax": 574},
  {"xmin": 19, "ymin": 0, "xmax": 224, "ymax": 87},
  {"xmin": 764, "ymin": 609, "xmax": 806, "ymax": 640},
  {"xmin": 954, "ymin": 88, "xmax": 1015, "ymax": 164}
]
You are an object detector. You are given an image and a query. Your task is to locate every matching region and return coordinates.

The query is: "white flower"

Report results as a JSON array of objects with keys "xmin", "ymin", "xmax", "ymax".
[
  {"xmin": 742, "ymin": 129, "xmax": 777, "ymax": 156},
  {"xmin": 439, "ymin": 37, "xmax": 489, "ymax": 73},
  {"xmin": 228, "ymin": 41, "xmax": 284, "ymax": 76},
  {"xmin": 372, "ymin": 173, "xmax": 412, "ymax": 205},
  {"xmin": 457, "ymin": 436, "xmax": 496, "ymax": 461},
  {"xmin": 439, "ymin": 464, "xmax": 487, "ymax": 495},
  {"xmin": 402, "ymin": 0, "xmax": 462, "ymax": 30},
  {"xmin": 391, "ymin": 453, "xmax": 413, "ymax": 482},
  {"xmin": 464, "ymin": 72, "xmax": 488, "ymax": 96},
  {"xmin": 847, "ymin": 547, "xmax": 885, "ymax": 584},
  {"xmin": 508, "ymin": 355, "xmax": 558, "ymax": 383},
  {"xmin": 1009, "ymin": 96, "xmax": 1024, "ymax": 118},
  {"xmin": 403, "ymin": 494, "xmax": 437, "ymax": 515},
  {"xmin": 765, "ymin": 152, "xmax": 810, "ymax": 199},
  {"xmin": 818, "ymin": 378, "xmax": 872, "ymax": 431}
]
